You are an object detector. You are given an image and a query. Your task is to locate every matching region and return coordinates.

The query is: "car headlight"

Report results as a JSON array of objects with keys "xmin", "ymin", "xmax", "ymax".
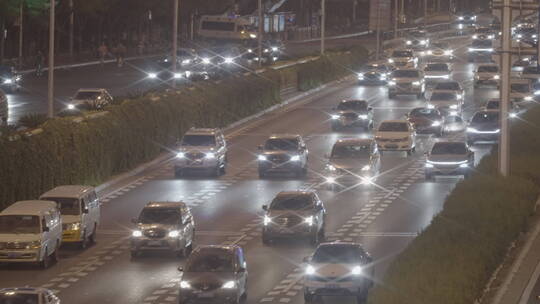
[
  {"xmin": 406, "ymin": 40, "xmax": 412, "ymax": 45},
  {"xmin": 431, "ymin": 121, "xmax": 441, "ymax": 127},
  {"xmin": 351, "ymin": 265, "xmax": 363, "ymax": 275},
  {"xmin": 388, "ymin": 81, "xmax": 396, "ymax": 86},
  {"xmin": 326, "ymin": 176, "xmax": 336, "ymax": 183},
  {"xmin": 247, "ymin": 49, "xmax": 253, "ymax": 53},
  {"xmin": 168, "ymin": 230, "xmax": 179, "ymax": 238},
  {"xmin": 3, "ymin": 79, "xmax": 13, "ymax": 84},
  {"xmin": 427, "ymin": 104, "xmax": 435, "ymax": 109},
  {"xmin": 224, "ymin": 57, "xmax": 234, "ymax": 64},
  {"xmin": 517, "ymin": 34, "xmax": 522, "ymax": 38},
  {"xmin": 361, "ymin": 165, "xmax": 370, "ymax": 171},
  {"xmin": 67, "ymin": 104, "xmax": 76, "ymax": 110},
  {"xmin": 388, "ymin": 58, "xmax": 394, "ymax": 63},
  {"xmin": 263, "ymin": 215, "xmax": 272, "ymax": 226},
  {"xmin": 524, "ymin": 96, "xmax": 533, "ymax": 101},
  {"xmin": 222, "ymin": 281, "xmax": 236, "ymax": 289},
  {"xmin": 331, "ymin": 114, "xmax": 340, "ymax": 120},
  {"xmin": 466, "ymin": 127, "xmax": 477, "ymax": 133},
  {"xmin": 173, "ymin": 73, "xmax": 182, "ymax": 79},
  {"xmin": 488, "ymin": 35, "xmax": 495, "ymax": 39},
  {"xmin": 263, "ymin": 48, "xmax": 270, "ymax": 53},
  {"xmin": 425, "ymin": 163, "xmax": 434, "ymax": 168},
  {"xmin": 449, "ymin": 105, "xmax": 458, "ymax": 109},
  {"xmin": 468, "ymin": 48, "xmax": 473, "ymax": 52},
  {"xmin": 132, "ymin": 230, "xmax": 143, "ymax": 237},
  {"xmin": 420, "ymin": 40, "xmax": 427, "ymax": 45},
  {"xmin": 456, "ymin": 94, "xmax": 463, "ymax": 99},
  {"xmin": 510, "ymin": 112, "xmax": 517, "ymax": 118},
  {"xmin": 290, "ymin": 155, "xmax": 300, "ymax": 161},
  {"xmin": 271, "ymin": 47, "xmax": 278, "ymax": 52},
  {"xmin": 443, "ymin": 50, "xmax": 452, "ymax": 55},
  {"xmin": 258, "ymin": 155, "xmax": 267, "ymax": 161},
  {"xmin": 176, "ymin": 152, "xmax": 185, "ymax": 158},
  {"xmin": 358, "ymin": 74, "xmax": 364, "ymax": 80},
  {"xmin": 493, "ymin": 75, "xmax": 500, "ymax": 80},
  {"xmin": 249, "ymin": 33, "xmax": 257, "ymax": 38},
  {"xmin": 412, "ymin": 81, "xmax": 421, "ymax": 86},
  {"xmin": 163, "ymin": 58, "xmax": 169, "ymax": 63},
  {"xmin": 182, "ymin": 59, "xmax": 191, "ymax": 65},
  {"xmin": 205, "ymin": 152, "xmax": 215, "ymax": 159},
  {"xmin": 67, "ymin": 222, "xmax": 81, "ymax": 231},
  {"xmin": 180, "ymin": 281, "xmax": 191, "ymax": 289},
  {"xmin": 355, "ymin": 114, "xmax": 367, "ymax": 120},
  {"xmin": 147, "ymin": 73, "xmax": 157, "ymax": 79},
  {"xmin": 535, "ymin": 90, "xmax": 540, "ymax": 95},
  {"xmin": 26, "ymin": 241, "xmax": 42, "ymax": 249},
  {"xmin": 306, "ymin": 265, "xmax": 315, "ymax": 275},
  {"xmin": 459, "ymin": 163, "xmax": 469, "ymax": 168},
  {"xmin": 202, "ymin": 58, "xmax": 211, "ymax": 64},
  {"xmin": 327, "ymin": 165, "xmax": 336, "ymax": 171},
  {"xmin": 427, "ymin": 50, "xmax": 433, "ymax": 55},
  {"xmin": 458, "ymin": 16, "xmax": 464, "ymax": 20},
  {"xmin": 459, "ymin": 24, "xmax": 464, "ymax": 29},
  {"xmin": 304, "ymin": 216, "xmax": 314, "ymax": 226}
]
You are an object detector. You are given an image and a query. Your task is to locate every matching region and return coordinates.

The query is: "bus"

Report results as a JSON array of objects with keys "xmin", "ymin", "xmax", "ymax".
[{"xmin": 198, "ymin": 15, "xmax": 257, "ymax": 41}]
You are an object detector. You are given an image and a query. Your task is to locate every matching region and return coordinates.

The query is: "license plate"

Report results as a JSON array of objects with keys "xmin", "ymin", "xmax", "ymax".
[
  {"xmin": 198, "ymin": 292, "xmax": 214, "ymax": 298},
  {"xmin": 189, "ymin": 160, "xmax": 202, "ymax": 165},
  {"xmin": 147, "ymin": 241, "xmax": 161, "ymax": 246},
  {"xmin": 325, "ymin": 284, "xmax": 339, "ymax": 289}
]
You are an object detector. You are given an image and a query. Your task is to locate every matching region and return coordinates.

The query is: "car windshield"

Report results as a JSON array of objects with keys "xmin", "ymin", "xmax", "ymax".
[
  {"xmin": 425, "ymin": 64, "xmax": 449, "ymax": 72},
  {"xmin": 187, "ymin": 250, "xmax": 233, "ymax": 272},
  {"xmin": 139, "ymin": 208, "xmax": 181, "ymax": 225},
  {"xmin": 182, "ymin": 135, "xmax": 216, "ymax": 146},
  {"xmin": 471, "ymin": 40, "xmax": 492, "ymax": 48},
  {"xmin": 0, "ymin": 293, "xmax": 39, "ymax": 304},
  {"xmin": 435, "ymin": 82, "xmax": 461, "ymax": 91},
  {"xmin": 410, "ymin": 108, "xmax": 440, "ymax": 118},
  {"xmin": 431, "ymin": 42, "xmax": 449, "ymax": 49},
  {"xmin": 74, "ymin": 91, "xmax": 100, "ymax": 100},
  {"xmin": 264, "ymin": 138, "xmax": 299, "ymax": 151},
  {"xmin": 312, "ymin": 245, "xmax": 364, "ymax": 264},
  {"xmin": 379, "ymin": 122, "xmax": 408, "ymax": 132},
  {"xmin": 523, "ymin": 66, "xmax": 540, "ymax": 74},
  {"xmin": 478, "ymin": 66, "xmax": 498, "ymax": 73},
  {"xmin": 177, "ymin": 50, "xmax": 193, "ymax": 57},
  {"xmin": 41, "ymin": 197, "xmax": 80, "ymax": 215},
  {"xmin": 337, "ymin": 101, "xmax": 367, "ymax": 111},
  {"xmin": 472, "ymin": 112, "xmax": 499, "ymax": 123},
  {"xmin": 519, "ymin": 28, "xmax": 536, "ymax": 34},
  {"xmin": 409, "ymin": 31, "xmax": 426, "ymax": 38},
  {"xmin": 431, "ymin": 143, "xmax": 467, "ymax": 155},
  {"xmin": 366, "ymin": 64, "xmax": 386, "ymax": 72},
  {"xmin": 486, "ymin": 100, "xmax": 500, "ymax": 109},
  {"xmin": 331, "ymin": 144, "xmax": 371, "ymax": 159},
  {"xmin": 270, "ymin": 194, "xmax": 313, "ymax": 210},
  {"xmin": 392, "ymin": 70, "xmax": 419, "ymax": 78},
  {"xmin": 431, "ymin": 92, "xmax": 457, "ymax": 101},
  {"xmin": 392, "ymin": 51, "xmax": 413, "ymax": 57},
  {"xmin": 475, "ymin": 28, "xmax": 491, "ymax": 34},
  {"xmin": 511, "ymin": 83, "xmax": 530, "ymax": 93},
  {"xmin": 0, "ymin": 215, "xmax": 40, "ymax": 234}
]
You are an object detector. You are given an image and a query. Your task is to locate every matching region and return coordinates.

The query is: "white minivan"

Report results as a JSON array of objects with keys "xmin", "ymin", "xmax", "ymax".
[
  {"xmin": 40, "ymin": 186, "xmax": 100, "ymax": 249},
  {"xmin": 0, "ymin": 200, "xmax": 62, "ymax": 268}
]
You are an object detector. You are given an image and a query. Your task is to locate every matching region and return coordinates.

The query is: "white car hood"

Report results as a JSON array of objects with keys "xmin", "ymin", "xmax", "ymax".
[
  {"xmin": 375, "ymin": 131, "xmax": 411, "ymax": 139},
  {"xmin": 394, "ymin": 77, "xmax": 420, "ymax": 83},
  {"xmin": 311, "ymin": 263, "xmax": 356, "ymax": 277},
  {"xmin": 0, "ymin": 233, "xmax": 40, "ymax": 243}
]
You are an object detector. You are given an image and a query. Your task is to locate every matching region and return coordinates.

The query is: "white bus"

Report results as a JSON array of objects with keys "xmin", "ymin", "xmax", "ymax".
[{"xmin": 198, "ymin": 15, "xmax": 257, "ymax": 41}]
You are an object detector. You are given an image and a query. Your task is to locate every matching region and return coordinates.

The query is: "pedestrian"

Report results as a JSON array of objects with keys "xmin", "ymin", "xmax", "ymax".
[
  {"xmin": 35, "ymin": 51, "xmax": 44, "ymax": 77},
  {"xmin": 98, "ymin": 42, "xmax": 108, "ymax": 66},
  {"xmin": 116, "ymin": 42, "xmax": 127, "ymax": 67}
]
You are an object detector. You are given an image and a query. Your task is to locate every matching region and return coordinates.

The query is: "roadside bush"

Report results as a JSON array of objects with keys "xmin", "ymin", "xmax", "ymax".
[
  {"xmin": 18, "ymin": 113, "xmax": 48, "ymax": 129},
  {"xmin": 0, "ymin": 47, "xmax": 366, "ymax": 210}
]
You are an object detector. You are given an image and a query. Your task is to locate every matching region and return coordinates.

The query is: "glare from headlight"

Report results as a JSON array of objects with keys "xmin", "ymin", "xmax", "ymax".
[
  {"xmin": 431, "ymin": 121, "xmax": 441, "ymax": 127},
  {"xmin": 67, "ymin": 104, "xmax": 76, "ymax": 110},
  {"xmin": 351, "ymin": 265, "xmax": 363, "ymax": 275},
  {"xmin": 457, "ymin": 94, "xmax": 463, "ymax": 99},
  {"xmin": 359, "ymin": 114, "xmax": 368, "ymax": 119},
  {"xmin": 180, "ymin": 281, "xmax": 191, "ymax": 289},
  {"xmin": 450, "ymin": 105, "xmax": 458, "ymax": 109},
  {"xmin": 176, "ymin": 152, "xmax": 185, "ymax": 158},
  {"xmin": 388, "ymin": 81, "xmax": 396, "ymax": 86},
  {"xmin": 406, "ymin": 41, "xmax": 412, "ymax": 45},
  {"xmin": 493, "ymin": 75, "xmax": 500, "ymax": 80},
  {"xmin": 168, "ymin": 230, "xmax": 179, "ymax": 237},
  {"xmin": 427, "ymin": 104, "xmax": 435, "ymax": 109},
  {"xmin": 460, "ymin": 163, "xmax": 469, "ymax": 168},
  {"xmin": 304, "ymin": 216, "xmax": 314, "ymax": 226},
  {"xmin": 444, "ymin": 50, "xmax": 452, "ymax": 55},
  {"xmin": 427, "ymin": 50, "xmax": 433, "ymax": 55},
  {"xmin": 182, "ymin": 59, "xmax": 191, "ymax": 65},
  {"xmin": 306, "ymin": 265, "xmax": 315, "ymax": 275},
  {"xmin": 258, "ymin": 155, "xmax": 267, "ymax": 161},
  {"xmin": 264, "ymin": 215, "xmax": 271, "ymax": 226},
  {"xmin": 271, "ymin": 47, "xmax": 278, "ymax": 52},
  {"xmin": 388, "ymin": 58, "xmax": 394, "ymax": 63},
  {"xmin": 205, "ymin": 152, "xmax": 216, "ymax": 159},
  {"xmin": 459, "ymin": 16, "xmax": 464, "ymax": 20},
  {"xmin": 358, "ymin": 74, "xmax": 364, "ymax": 80},
  {"xmin": 467, "ymin": 127, "xmax": 477, "ymax": 133},
  {"xmin": 173, "ymin": 73, "xmax": 182, "ymax": 79},
  {"xmin": 249, "ymin": 33, "xmax": 257, "ymax": 38},
  {"xmin": 222, "ymin": 281, "xmax": 236, "ymax": 289},
  {"xmin": 224, "ymin": 57, "xmax": 234, "ymax": 64},
  {"xmin": 510, "ymin": 112, "xmax": 517, "ymax": 118},
  {"xmin": 412, "ymin": 81, "xmax": 421, "ymax": 86},
  {"xmin": 524, "ymin": 96, "xmax": 533, "ymax": 101},
  {"xmin": 473, "ymin": 35, "xmax": 478, "ymax": 39},
  {"xmin": 331, "ymin": 114, "xmax": 340, "ymax": 120},
  {"xmin": 326, "ymin": 176, "xmax": 336, "ymax": 184},
  {"xmin": 425, "ymin": 163, "xmax": 434, "ymax": 168},
  {"xmin": 420, "ymin": 40, "xmax": 427, "ymax": 45},
  {"xmin": 202, "ymin": 58, "xmax": 211, "ymax": 64},
  {"xmin": 327, "ymin": 165, "xmax": 336, "ymax": 171},
  {"xmin": 132, "ymin": 230, "xmax": 142, "ymax": 237},
  {"xmin": 361, "ymin": 165, "xmax": 370, "ymax": 171},
  {"xmin": 4, "ymin": 79, "xmax": 12, "ymax": 84},
  {"xmin": 148, "ymin": 73, "xmax": 157, "ymax": 79},
  {"xmin": 290, "ymin": 155, "xmax": 300, "ymax": 161}
]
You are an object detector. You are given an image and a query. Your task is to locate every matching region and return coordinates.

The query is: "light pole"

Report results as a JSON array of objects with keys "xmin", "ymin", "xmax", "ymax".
[
  {"xmin": 172, "ymin": 0, "xmax": 178, "ymax": 88},
  {"xmin": 321, "ymin": 0, "xmax": 326, "ymax": 55},
  {"xmin": 375, "ymin": 0, "xmax": 381, "ymax": 60},
  {"xmin": 258, "ymin": 0, "xmax": 263, "ymax": 67},
  {"xmin": 18, "ymin": 1, "xmax": 23, "ymax": 69},
  {"xmin": 69, "ymin": 0, "xmax": 74, "ymax": 60},
  {"xmin": 424, "ymin": 0, "xmax": 427, "ymax": 29},
  {"xmin": 499, "ymin": 0, "xmax": 511, "ymax": 176},
  {"xmin": 47, "ymin": 0, "xmax": 55, "ymax": 118},
  {"xmin": 394, "ymin": 0, "xmax": 399, "ymax": 38}
]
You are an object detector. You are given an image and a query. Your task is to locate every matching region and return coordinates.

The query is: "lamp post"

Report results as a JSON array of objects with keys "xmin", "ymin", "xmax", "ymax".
[
  {"xmin": 321, "ymin": 0, "xmax": 326, "ymax": 55},
  {"xmin": 172, "ymin": 0, "xmax": 178, "ymax": 88},
  {"xmin": 258, "ymin": 0, "xmax": 263, "ymax": 67},
  {"xmin": 47, "ymin": 0, "xmax": 55, "ymax": 118}
]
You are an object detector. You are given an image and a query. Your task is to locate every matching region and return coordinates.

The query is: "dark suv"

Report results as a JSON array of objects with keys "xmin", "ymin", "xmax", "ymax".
[
  {"xmin": 257, "ymin": 135, "xmax": 309, "ymax": 178},
  {"xmin": 330, "ymin": 100, "xmax": 374, "ymax": 131},
  {"xmin": 262, "ymin": 191, "xmax": 326, "ymax": 245},
  {"xmin": 178, "ymin": 245, "xmax": 248, "ymax": 304}
]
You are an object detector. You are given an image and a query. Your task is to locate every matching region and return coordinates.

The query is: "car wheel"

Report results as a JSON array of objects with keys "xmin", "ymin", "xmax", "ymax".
[
  {"xmin": 213, "ymin": 165, "xmax": 221, "ymax": 177},
  {"xmin": 309, "ymin": 231, "xmax": 319, "ymax": 246},
  {"xmin": 130, "ymin": 250, "xmax": 140, "ymax": 259},
  {"xmin": 80, "ymin": 230, "xmax": 89, "ymax": 249},
  {"xmin": 174, "ymin": 169, "xmax": 183, "ymax": 178},
  {"xmin": 356, "ymin": 290, "xmax": 368, "ymax": 304},
  {"xmin": 262, "ymin": 233, "xmax": 271, "ymax": 245},
  {"xmin": 89, "ymin": 224, "xmax": 97, "ymax": 244},
  {"xmin": 425, "ymin": 173, "xmax": 434, "ymax": 181},
  {"xmin": 388, "ymin": 92, "xmax": 395, "ymax": 99},
  {"xmin": 40, "ymin": 247, "xmax": 51, "ymax": 269},
  {"xmin": 304, "ymin": 292, "xmax": 314, "ymax": 303},
  {"xmin": 258, "ymin": 170, "xmax": 266, "ymax": 179}
]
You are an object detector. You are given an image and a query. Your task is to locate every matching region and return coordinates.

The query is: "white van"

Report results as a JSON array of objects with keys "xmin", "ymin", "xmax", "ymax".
[
  {"xmin": 40, "ymin": 186, "xmax": 100, "ymax": 249},
  {"xmin": 0, "ymin": 200, "xmax": 62, "ymax": 268}
]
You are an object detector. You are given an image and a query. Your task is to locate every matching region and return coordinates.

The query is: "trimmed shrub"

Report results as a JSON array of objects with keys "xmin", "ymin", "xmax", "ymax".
[{"xmin": 18, "ymin": 113, "xmax": 48, "ymax": 129}]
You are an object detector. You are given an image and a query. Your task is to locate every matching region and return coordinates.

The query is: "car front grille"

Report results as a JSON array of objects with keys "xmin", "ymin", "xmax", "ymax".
[
  {"xmin": 143, "ymin": 228, "xmax": 166, "ymax": 239},
  {"xmin": 193, "ymin": 282, "xmax": 222, "ymax": 291},
  {"xmin": 276, "ymin": 215, "xmax": 303, "ymax": 227},
  {"xmin": 269, "ymin": 154, "xmax": 289, "ymax": 164},
  {"xmin": 186, "ymin": 152, "xmax": 205, "ymax": 159},
  {"xmin": 342, "ymin": 113, "xmax": 358, "ymax": 120}
]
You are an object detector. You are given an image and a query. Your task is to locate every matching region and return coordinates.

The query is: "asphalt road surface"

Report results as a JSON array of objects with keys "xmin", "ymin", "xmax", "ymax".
[{"xmin": 0, "ymin": 35, "xmax": 511, "ymax": 304}]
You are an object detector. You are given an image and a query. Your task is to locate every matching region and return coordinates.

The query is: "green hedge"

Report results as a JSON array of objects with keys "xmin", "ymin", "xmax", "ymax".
[
  {"xmin": 368, "ymin": 106, "xmax": 540, "ymax": 304},
  {"xmin": 0, "ymin": 47, "xmax": 368, "ymax": 210}
]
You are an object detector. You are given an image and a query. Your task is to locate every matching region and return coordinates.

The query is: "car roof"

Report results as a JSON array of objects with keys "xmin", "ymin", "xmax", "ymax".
[
  {"xmin": 380, "ymin": 119, "xmax": 408, "ymax": 124},
  {"xmin": 333, "ymin": 138, "xmax": 374, "ymax": 146},
  {"xmin": 432, "ymin": 141, "xmax": 466, "ymax": 146},
  {"xmin": 193, "ymin": 245, "xmax": 238, "ymax": 254},
  {"xmin": 268, "ymin": 134, "xmax": 300, "ymax": 140},
  {"xmin": 144, "ymin": 201, "xmax": 187, "ymax": 209},
  {"xmin": 76, "ymin": 88, "xmax": 106, "ymax": 92},
  {"xmin": 40, "ymin": 185, "xmax": 94, "ymax": 199},
  {"xmin": 511, "ymin": 78, "xmax": 530, "ymax": 84},
  {"xmin": 276, "ymin": 190, "xmax": 314, "ymax": 197},
  {"xmin": 317, "ymin": 241, "xmax": 364, "ymax": 250},
  {"xmin": 340, "ymin": 99, "xmax": 367, "ymax": 103},
  {"xmin": 185, "ymin": 128, "xmax": 220, "ymax": 135},
  {"xmin": 477, "ymin": 64, "xmax": 498, "ymax": 68},
  {"xmin": 0, "ymin": 287, "xmax": 51, "ymax": 294},
  {"xmin": 1, "ymin": 200, "xmax": 57, "ymax": 216},
  {"xmin": 393, "ymin": 68, "xmax": 420, "ymax": 72}
]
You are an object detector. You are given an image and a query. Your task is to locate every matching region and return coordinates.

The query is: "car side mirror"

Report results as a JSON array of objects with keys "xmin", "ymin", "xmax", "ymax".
[
  {"xmin": 177, "ymin": 266, "xmax": 184, "ymax": 272},
  {"xmin": 262, "ymin": 205, "xmax": 268, "ymax": 211},
  {"xmin": 237, "ymin": 268, "xmax": 246, "ymax": 274},
  {"xmin": 43, "ymin": 226, "xmax": 49, "ymax": 232},
  {"xmin": 303, "ymin": 256, "xmax": 310, "ymax": 263},
  {"xmin": 83, "ymin": 208, "xmax": 89, "ymax": 214},
  {"xmin": 257, "ymin": 145, "xmax": 263, "ymax": 150}
]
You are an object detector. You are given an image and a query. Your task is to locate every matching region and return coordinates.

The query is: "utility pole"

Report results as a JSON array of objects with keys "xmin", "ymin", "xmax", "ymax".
[
  {"xmin": 394, "ymin": 0, "xmax": 399, "ymax": 38},
  {"xmin": 18, "ymin": 1, "xmax": 23, "ymax": 69},
  {"xmin": 172, "ymin": 0, "xmax": 178, "ymax": 88},
  {"xmin": 375, "ymin": 0, "xmax": 381, "ymax": 60},
  {"xmin": 47, "ymin": 0, "xmax": 55, "ymax": 118},
  {"xmin": 69, "ymin": 0, "xmax": 74, "ymax": 60},
  {"xmin": 537, "ymin": 0, "xmax": 540, "ymax": 71},
  {"xmin": 258, "ymin": 0, "xmax": 263, "ymax": 67},
  {"xmin": 499, "ymin": 0, "xmax": 511, "ymax": 176},
  {"xmin": 321, "ymin": 0, "xmax": 326, "ymax": 55},
  {"xmin": 352, "ymin": 0, "xmax": 357, "ymax": 24},
  {"xmin": 424, "ymin": 0, "xmax": 428, "ymax": 28}
]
